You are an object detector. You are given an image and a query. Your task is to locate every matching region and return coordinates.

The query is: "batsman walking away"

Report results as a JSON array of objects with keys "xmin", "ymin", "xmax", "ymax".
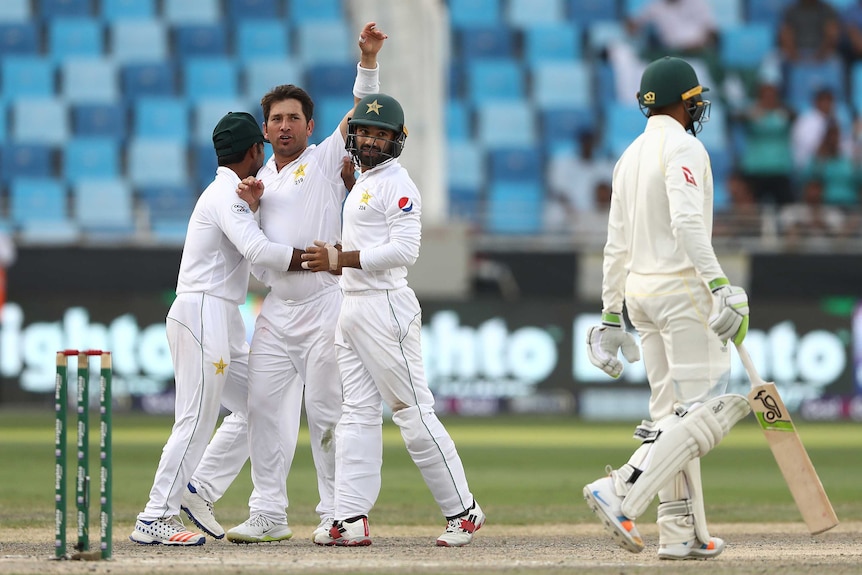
[{"xmin": 583, "ymin": 55, "xmax": 752, "ymax": 561}]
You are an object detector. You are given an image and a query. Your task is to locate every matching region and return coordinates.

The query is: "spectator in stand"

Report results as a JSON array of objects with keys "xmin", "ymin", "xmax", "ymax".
[
  {"xmin": 736, "ymin": 80, "xmax": 796, "ymax": 205},
  {"xmin": 838, "ymin": 0, "xmax": 862, "ymax": 63},
  {"xmin": 790, "ymin": 88, "xmax": 852, "ymax": 170},
  {"xmin": 802, "ymin": 122, "xmax": 860, "ymax": 205},
  {"xmin": 713, "ymin": 172, "xmax": 762, "ymax": 238},
  {"xmin": 779, "ymin": 177, "xmax": 847, "ymax": 241},
  {"xmin": 626, "ymin": 0, "xmax": 721, "ymax": 83},
  {"xmin": 544, "ymin": 131, "xmax": 615, "ymax": 234},
  {"xmin": 778, "ymin": 0, "xmax": 841, "ymax": 64}
]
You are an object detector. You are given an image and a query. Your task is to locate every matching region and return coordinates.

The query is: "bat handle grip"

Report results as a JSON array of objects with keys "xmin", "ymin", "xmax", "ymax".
[{"xmin": 734, "ymin": 342, "xmax": 767, "ymax": 387}]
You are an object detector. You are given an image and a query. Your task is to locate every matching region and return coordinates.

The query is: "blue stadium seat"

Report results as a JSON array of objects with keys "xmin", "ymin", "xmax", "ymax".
[
  {"xmin": 506, "ymin": 0, "xmax": 565, "ymax": 27},
  {"xmin": 476, "ymin": 102, "xmax": 536, "ymax": 148},
  {"xmin": 110, "ymin": 21, "xmax": 168, "ymax": 63},
  {"xmin": 449, "ymin": 186, "xmax": 483, "ymax": 224},
  {"xmin": 193, "ymin": 99, "xmax": 248, "ymax": 145},
  {"xmin": 12, "ymin": 100, "xmax": 69, "ymax": 145},
  {"xmin": 449, "ymin": 0, "xmax": 501, "ymax": 27},
  {"xmin": 64, "ymin": 138, "xmax": 120, "ymax": 182},
  {"xmin": 296, "ymin": 21, "xmax": 351, "ymax": 65},
  {"xmin": 622, "ymin": 0, "xmax": 652, "ymax": 17},
  {"xmin": 2, "ymin": 57, "xmax": 54, "ymax": 98},
  {"xmin": 468, "ymin": 59, "xmax": 525, "ymax": 104},
  {"xmin": 585, "ymin": 21, "xmax": 625, "ymax": 56},
  {"xmin": 227, "ymin": 0, "xmax": 279, "ymax": 20},
  {"xmin": 786, "ymin": 59, "xmax": 845, "ymax": 112},
  {"xmin": 594, "ymin": 61, "xmax": 617, "ymax": 110},
  {"xmin": 601, "ymin": 105, "xmax": 646, "ymax": 157},
  {"xmin": 0, "ymin": 22, "xmax": 38, "ymax": 54},
  {"xmin": 2, "ymin": 144, "xmax": 54, "ymax": 182},
  {"xmin": 720, "ymin": 23, "xmax": 775, "ymax": 70},
  {"xmin": 489, "ymin": 147, "xmax": 543, "ymax": 182},
  {"xmin": 121, "ymin": 62, "xmax": 177, "ymax": 98},
  {"xmin": 447, "ymin": 141, "xmax": 485, "ymax": 189},
  {"xmin": 850, "ymin": 62, "xmax": 862, "ymax": 114},
  {"xmin": 72, "ymin": 103, "xmax": 127, "ymax": 140},
  {"xmin": 73, "ymin": 179, "xmax": 135, "ymax": 235},
  {"xmin": 531, "ymin": 61, "xmax": 592, "ymax": 109},
  {"xmin": 127, "ymin": 140, "xmax": 187, "ymax": 186},
  {"xmin": 133, "ymin": 98, "xmax": 189, "ymax": 140},
  {"xmin": 304, "ymin": 62, "xmax": 356, "ymax": 100},
  {"xmin": 150, "ymin": 219, "xmax": 189, "ymax": 244},
  {"xmin": 541, "ymin": 108, "xmax": 597, "ymax": 154},
  {"xmin": 236, "ymin": 20, "xmax": 289, "ymax": 62},
  {"xmin": 445, "ymin": 99, "xmax": 472, "ymax": 142},
  {"xmin": 163, "ymin": 0, "xmax": 220, "ymax": 23},
  {"xmin": 48, "ymin": 18, "xmax": 102, "ymax": 61},
  {"xmin": 524, "ymin": 23, "xmax": 581, "ymax": 63},
  {"xmin": 0, "ymin": 0, "xmax": 30, "ymax": 21},
  {"xmin": 194, "ymin": 143, "xmax": 218, "ymax": 190},
  {"xmin": 38, "ymin": 0, "xmax": 93, "ymax": 18},
  {"xmin": 0, "ymin": 102, "xmax": 6, "ymax": 144},
  {"xmin": 61, "ymin": 59, "xmax": 118, "ymax": 103},
  {"xmin": 706, "ymin": 0, "xmax": 742, "ymax": 28},
  {"xmin": 568, "ymin": 0, "xmax": 618, "ymax": 23},
  {"xmin": 183, "ymin": 58, "xmax": 239, "ymax": 103},
  {"xmin": 286, "ymin": 0, "xmax": 344, "ymax": 23},
  {"xmin": 101, "ymin": 0, "xmax": 155, "ymax": 21},
  {"xmin": 457, "ymin": 26, "xmax": 516, "ymax": 60},
  {"xmin": 747, "ymin": 0, "xmax": 793, "ymax": 24},
  {"xmin": 310, "ymin": 97, "xmax": 353, "ymax": 144},
  {"xmin": 139, "ymin": 184, "xmax": 196, "ymax": 222},
  {"xmin": 244, "ymin": 59, "xmax": 303, "ymax": 100},
  {"xmin": 10, "ymin": 178, "xmax": 68, "ymax": 224},
  {"xmin": 485, "ymin": 181, "xmax": 543, "ymax": 234},
  {"xmin": 698, "ymin": 104, "xmax": 729, "ymax": 153},
  {"xmin": 174, "ymin": 24, "xmax": 228, "ymax": 59}
]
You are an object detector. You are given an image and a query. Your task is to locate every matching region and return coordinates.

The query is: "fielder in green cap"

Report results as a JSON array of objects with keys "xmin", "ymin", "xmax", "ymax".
[
  {"xmin": 582, "ymin": 55, "xmax": 751, "ymax": 561},
  {"xmin": 130, "ymin": 109, "xmax": 298, "ymax": 547}
]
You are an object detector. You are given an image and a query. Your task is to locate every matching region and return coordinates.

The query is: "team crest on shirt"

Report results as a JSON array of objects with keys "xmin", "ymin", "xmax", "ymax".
[
  {"xmin": 398, "ymin": 197, "xmax": 413, "ymax": 212},
  {"xmin": 231, "ymin": 203, "xmax": 250, "ymax": 214},
  {"xmin": 682, "ymin": 166, "xmax": 697, "ymax": 186},
  {"xmin": 358, "ymin": 189, "xmax": 372, "ymax": 210},
  {"xmin": 293, "ymin": 163, "xmax": 307, "ymax": 185}
]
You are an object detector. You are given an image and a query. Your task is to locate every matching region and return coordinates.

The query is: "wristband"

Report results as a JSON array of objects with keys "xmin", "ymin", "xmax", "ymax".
[
  {"xmin": 353, "ymin": 63, "xmax": 380, "ymax": 100},
  {"xmin": 602, "ymin": 312, "xmax": 622, "ymax": 327}
]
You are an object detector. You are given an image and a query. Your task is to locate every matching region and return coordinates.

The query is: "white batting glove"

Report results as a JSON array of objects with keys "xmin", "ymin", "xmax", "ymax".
[
  {"xmin": 586, "ymin": 312, "xmax": 641, "ymax": 379},
  {"xmin": 708, "ymin": 278, "xmax": 750, "ymax": 345}
]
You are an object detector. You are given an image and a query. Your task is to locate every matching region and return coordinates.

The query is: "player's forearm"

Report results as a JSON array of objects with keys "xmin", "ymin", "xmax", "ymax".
[{"xmin": 338, "ymin": 250, "xmax": 362, "ymax": 270}]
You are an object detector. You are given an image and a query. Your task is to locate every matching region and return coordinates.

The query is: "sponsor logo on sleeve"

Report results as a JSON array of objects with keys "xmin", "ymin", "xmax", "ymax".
[
  {"xmin": 231, "ymin": 203, "xmax": 250, "ymax": 214},
  {"xmin": 398, "ymin": 197, "xmax": 413, "ymax": 212},
  {"xmin": 682, "ymin": 166, "xmax": 697, "ymax": 186}
]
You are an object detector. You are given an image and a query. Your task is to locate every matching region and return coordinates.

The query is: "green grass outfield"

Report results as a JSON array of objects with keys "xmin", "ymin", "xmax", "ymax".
[{"xmin": 2, "ymin": 409, "xmax": 859, "ymax": 533}]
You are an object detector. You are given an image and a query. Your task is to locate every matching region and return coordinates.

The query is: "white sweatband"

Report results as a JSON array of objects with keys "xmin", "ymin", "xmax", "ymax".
[{"xmin": 353, "ymin": 63, "xmax": 380, "ymax": 99}]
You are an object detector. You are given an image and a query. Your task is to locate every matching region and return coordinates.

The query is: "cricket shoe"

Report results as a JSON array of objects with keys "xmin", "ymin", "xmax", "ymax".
[
  {"xmin": 129, "ymin": 516, "xmax": 205, "ymax": 546},
  {"xmin": 583, "ymin": 475, "xmax": 644, "ymax": 553},
  {"xmin": 658, "ymin": 537, "xmax": 726, "ymax": 560},
  {"xmin": 436, "ymin": 502, "xmax": 486, "ymax": 547},
  {"xmin": 313, "ymin": 515, "xmax": 372, "ymax": 546},
  {"xmin": 311, "ymin": 516, "xmax": 334, "ymax": 541},
  {"xmin": 226, "ymin": 515, "xmax": 293, "ymax": 543},
  {"xmin": 181, "ymin": 483, "xmax": 224, "ymax": 539}
]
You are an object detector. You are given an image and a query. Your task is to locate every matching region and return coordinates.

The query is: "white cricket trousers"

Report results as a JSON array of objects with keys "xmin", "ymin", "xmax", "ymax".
[
  {"xmin": 246, "ymin": 285, "xmax": 343, "ymax": 523},
  {"xmin": 333, "ymin": 287, "xmax": 474, "ymax": 519},
  {"xmin": 139, "ymin": 293, "xmax": 249, "ymax": 521},
  {"xmin": 624, "ymin": 271, "xmax": 730, "ymax": 538}
]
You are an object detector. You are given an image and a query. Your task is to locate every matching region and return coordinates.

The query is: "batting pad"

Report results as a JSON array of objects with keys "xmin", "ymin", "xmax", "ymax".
[{"xmin": 621, "ymin": 394, "xmax": 750, "ymax": 519}]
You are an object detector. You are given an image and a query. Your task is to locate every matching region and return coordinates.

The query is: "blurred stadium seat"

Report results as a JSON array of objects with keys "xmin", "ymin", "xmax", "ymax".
[
  {"xmin": 10, "ymin": 178, "xmax": 68, "ymax": 225},
  {"xmin": 449, "ymin": 0, "xmax": 501, "ymax": 27},
  {"xmin": 0, "ymin": 0, "xmax": 30, "ymax": 21},
  {"xmin": 467, "ymin": 59, "xmax": 525, "ymax": 104},
  {"xmin": 182, "ymin": 58, "xmax": 239, "ymax": 103},
  {"xmin": 507, "ymin": 0, "xmax": 565, "ymax": 27},
  {"xmin": 720, "ymin": 23, "xmax": 776, "ymax": 70},
  {"xmin": 73, "ymin": 179, "xmax": 136, "ymax": 237},
  {"xmin": 133, "ymin": 98, "xmax": 189, "ymax": 140},
  {"xmin": 489, "ymin": 147, "xmax": 543, "ymax": 182},
  {"xmin": 457, "ymin": 26, "xmax": 516, "ymax": 60},
  {"xmin": 163, "ymin": 0, "xmax": 221, "ymax": 24},
  {"xmin": 12, "ymin": 100, "xmax": 69, "ymax": 145},
  {"xmin": 523, "ymin": 23, "xmax": 582, "ymax": 63},
  {"xmin": 127, "ymin": 140, "xmax": 187, "ymax": 186},
  {"xmin": 61, "ymin": 59, "xmax": 118, "ymax": 103},
  {"xmin": 193, "ymin": 100, "xmax": 249, "ymax": 145},
  {"xmin": 296, "ymin": 21, "xmax": 351, "ymax": 65},
  {"xmin": 227, "ymin": 0, "xmax": 279, "ymax": 20},
  {"xmin": 110, "ymin": 20, "xmax": 168, "ymax": 63},
  {"xmin": 72, "ymin": 103, "xmax": 127, "ymax": 141},
  {"xmin": 100, "ymin": 0, "xmax": 156, "ymax": 21},
  {"xmin": 2, "ymin": 144, "xmax": 54, "ymax": 182},
  {"xmin": 244, "ymin": 59, "xmax": 303, "ymax": 100},
  {"xmin": 64, "ymin": 138, "xmax": 121, "ymax": 182},
  {"xmin": 121, "ymin": 62, "xmax": 177, "ymax": 99},
  {"xmin": 485, "ymin": 182, "xmax": 544, "ymax": 234},
  {"xmin": 0, "ymin": 22, "xmax": 39, "ymax": 54},
  {"xmin": 2, "ymin": 57, "xmax": 54, "ymax": 98},
  {"xmin": 48, "ymin": 18, "xmax": 103, "ymax": 61},
  {"xmin": 304, "ymin": 62, "xmax": 357, "ymax": 100},
  {"xmin": 568, "ymin": 0, "xmax": 618, "ymax": 22},
  {"xmin": 38, "ymin": 0, "xmax": 93, "ymax": 18},
  {"xmin": 286, "ymin": 0, "xmax": 344, "ymax": 23},
  {"xmin": 531, "ymin": 61, "xmax": 592, "ymax": 109},
  {"xmin": 173, "ymin": 23, "xmax": 228, "ymax": 58},
  {"xmin": 236, "ymin": 20, "xmax": 289, "ymax": 62},
  {"xmin": 476, "ymin": 102, "xmax": 536, "ymax": 148}
]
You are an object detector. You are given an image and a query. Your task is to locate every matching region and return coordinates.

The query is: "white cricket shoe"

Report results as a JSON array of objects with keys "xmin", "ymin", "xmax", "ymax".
[
  {"xmin": 436, "ymin": 502, "xmax": 486, "ymax": 547},
  {"xmin": 313, "ymin": 515, "xmax": 372, "ymax": 546},
  {"xmin": 311, "ymin": 516, "xmax": 334, "ymax": 541},
  {"xmin": 226, "ymin": 515, "xmax": 293, "ymax": 543},
  {"xmin": 658, "ymin": 537, "xmax": 726, "ymax": 560},
  {"xmin": 583, "ymin": 475, "xmax": 644, "ymax": 553},
  {"xmin": 129, "ymin": 516, "xmax": 206, "ymax": 546},
  {"xmin": 181, "ymin": 483, "xmax": 224, "ymax": 539}
]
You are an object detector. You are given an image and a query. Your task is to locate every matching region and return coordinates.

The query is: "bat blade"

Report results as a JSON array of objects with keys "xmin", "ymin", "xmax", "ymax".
[{"xmin": 743, "ymin": 363, "xmax": 839, "ymax": 535}]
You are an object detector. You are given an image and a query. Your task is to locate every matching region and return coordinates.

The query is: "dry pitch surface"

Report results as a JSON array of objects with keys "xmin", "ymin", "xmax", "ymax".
[{"xmin": 1, "ymin": 522, "xmax": 860, "ymax": 575}]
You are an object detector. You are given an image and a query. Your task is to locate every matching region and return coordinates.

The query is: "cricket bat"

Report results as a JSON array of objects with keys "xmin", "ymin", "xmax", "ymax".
[{"xmin": 735, "ymin": 342, "xmax": 839, "ymax": 535}]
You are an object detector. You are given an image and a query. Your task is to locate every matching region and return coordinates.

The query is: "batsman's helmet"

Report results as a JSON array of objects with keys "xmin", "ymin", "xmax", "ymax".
[
  {"xmin": 637, "ymin": 56, "xmax": 710, "ymax": 133},
  {"xmin": 347, "ymin": 93, "xmax": 408, "ymax": 167}
]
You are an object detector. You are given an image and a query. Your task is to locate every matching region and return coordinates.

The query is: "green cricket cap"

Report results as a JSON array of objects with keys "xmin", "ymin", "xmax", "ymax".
[{"xmin": 212, "ymin": 112, "xmax": 264, "ymax": 158}]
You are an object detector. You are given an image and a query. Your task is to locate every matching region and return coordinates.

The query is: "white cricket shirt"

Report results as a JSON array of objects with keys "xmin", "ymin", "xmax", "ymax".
[
  {"xmin": 255, "ymin": 127, "xmax": 347, "ymax": 301},
  {"xmin": 176, "ymin": 166, "xmax": 294, "ymax": 305},
  {"xmin": 602, "ymin": 114, "xmax": 725, "ymax": 314},
  {"xmin": 340, "ymin": 158, "xmax": 421, "ymax": 292}
]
